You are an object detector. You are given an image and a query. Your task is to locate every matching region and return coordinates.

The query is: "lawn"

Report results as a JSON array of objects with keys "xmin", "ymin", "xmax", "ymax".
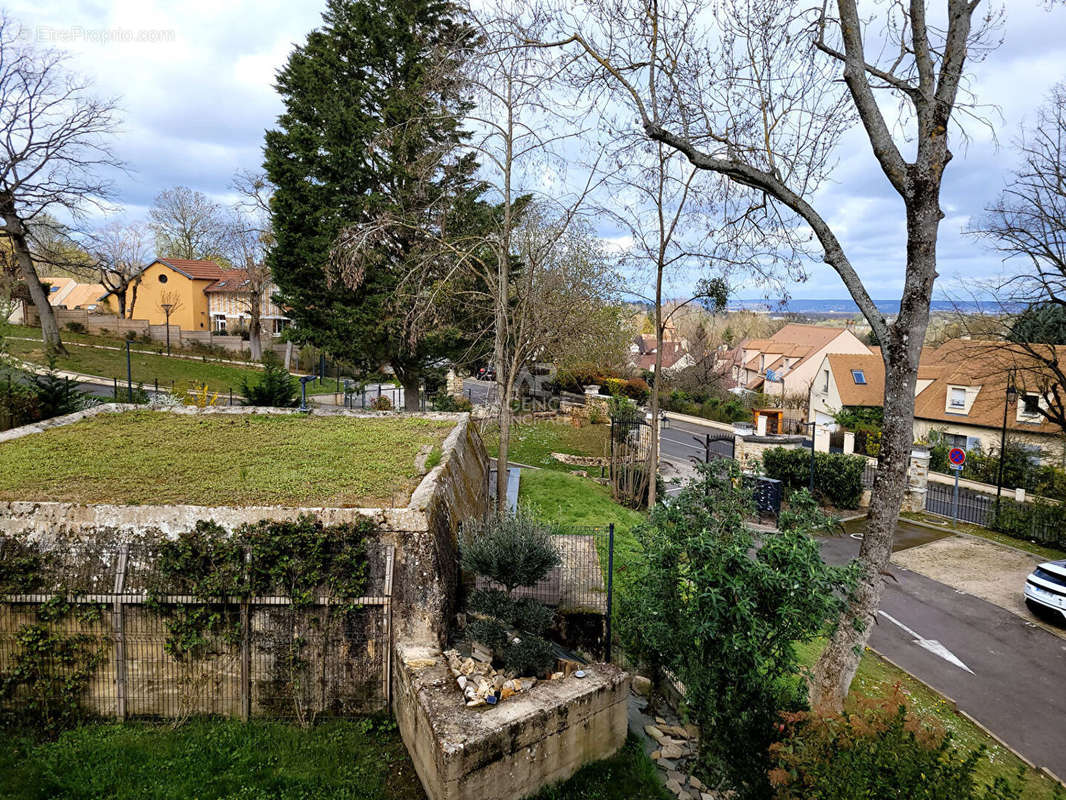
[
  {"xmin": 483, "ymin": 418, "xmax": 611, "ymax": 472},
  {"xmin": 4, "ymin": 332, "xmax": 340, "ymax": 396},
  {"xmin": 0, "ymin": 409, "xmax": 454, "ymax": 507},
  {"xmin": 795, "ymin": 640, "xmax": 1063, "ymax": 800},
  {"xmin": 0, "ymin": 721, "xmax": 665, "ymax": 800}
]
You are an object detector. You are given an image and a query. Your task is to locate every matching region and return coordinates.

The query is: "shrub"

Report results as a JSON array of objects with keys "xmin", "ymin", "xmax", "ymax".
[
  {"xmin": 461, "ymin": 515, "xmax": 561, "ymax": 676},
  {"xmin": 432, "ymin": 391, "xmax": 473, "ymax": 412},
  {"xmin": 368, "ymin": 395, "xmax": 393, "ymax": 411},
  {"xmin": 762, "ymin": 447, "xmax": 865, "ymax": 509},
  {"xmin": 30, "ymin": 362, "xmax": 88, "ymax": 419},
  {"xmin": 769, "ymin": 687, "xmax": 1023, "ymax": 800},
  {"xmin": 621, "ymin": 461, "xmax": 857, "ymax": 797},
  {"xmin": 988, "ymin": 497, "xmax": 1066, "ymax": 551},
  {"xmin": 240, "ymin": 352, "xmax": 299, "ymax": 408},
  {"xmin": 64, "ymin": 321, "xmax": 87, "ymax": 334}
]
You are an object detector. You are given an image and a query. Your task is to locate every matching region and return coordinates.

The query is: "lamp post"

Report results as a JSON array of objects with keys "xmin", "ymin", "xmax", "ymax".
[
  {"xmin": 995, "ymin": 367, "xmax": 1018, "ymax": 516},
  {"xmin": 160, "ymin": 303, "xmax": 174, "ymax": 356}
]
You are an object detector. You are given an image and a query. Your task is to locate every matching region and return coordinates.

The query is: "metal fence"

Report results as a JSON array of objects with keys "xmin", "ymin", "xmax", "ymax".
[
  {"xmin": 862, "ymin": 461, "xmax": 879, "ymax": 488},
  {"xmin": 0, "ymin": 540, "xmax": 395, "ymax": 722},
  {"xmin": 925, "ymin": 481, "xmax": 994, "ymax": 526},
  {"xmin": 472, "ymin": 525, "xmax": 616, "ymax": 661}
]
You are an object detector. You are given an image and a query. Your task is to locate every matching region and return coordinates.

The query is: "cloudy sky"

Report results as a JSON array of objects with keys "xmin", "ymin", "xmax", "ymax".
[{"xmin": 10, "ymin": 1, "xmax": 1066, "ymax": 305}]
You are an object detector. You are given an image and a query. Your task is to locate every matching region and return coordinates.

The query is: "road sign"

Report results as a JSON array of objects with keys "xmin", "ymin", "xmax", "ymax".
[{"xmin": 948, "ymin": 447, "xmax": 966, "ymax": 470}]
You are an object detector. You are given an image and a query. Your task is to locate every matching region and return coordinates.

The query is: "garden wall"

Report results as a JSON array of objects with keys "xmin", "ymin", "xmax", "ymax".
[{"xmin": 0, "ymin": 406, "xmax": 489, "ymax": 719}]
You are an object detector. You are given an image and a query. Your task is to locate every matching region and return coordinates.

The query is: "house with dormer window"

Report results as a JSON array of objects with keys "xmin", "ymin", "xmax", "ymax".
[{"xmin": 808, "ymin": 339, "xmax": 1064, "ymax": 461}]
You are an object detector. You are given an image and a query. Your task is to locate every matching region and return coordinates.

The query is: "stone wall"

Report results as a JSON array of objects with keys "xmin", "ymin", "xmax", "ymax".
[
  {"xmin": 392, "ymin": 642, "xmax": 629, "ymax": 800},
  {"xmin": 734, "ymin": 434, "xmax": 806, "ymax": 471}
]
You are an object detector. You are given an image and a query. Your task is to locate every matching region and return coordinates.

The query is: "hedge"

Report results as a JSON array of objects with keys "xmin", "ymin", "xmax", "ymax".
[
  {"xmin": 762, "ymin": 447, "xmax": 866, "ymax": 510},
  {"xmin": 988, "ymin": 496, "xmax": 1066, "ymax": 551}
]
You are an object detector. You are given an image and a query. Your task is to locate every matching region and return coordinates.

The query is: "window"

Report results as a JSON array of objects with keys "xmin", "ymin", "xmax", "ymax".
[
  {"xmin": 1022, "ymin": 394, "xmax": 1040, "ymax": 417},
  {"xmin": 949, "ymin": 387, "xmax": 966, "ymax": 409},
  {"xmin": 851, "ymin": 369, "xmax": 866, "ymax": 385},
  {"xmin": 943, "ymin": 433, "xmax": 968, "ymax": 450},
  {"xmin": 822, "ymin": 369, "xmax": 830, "ymax": 392},
  {"xmin": 158, "ymin": 273, "xmax": 168, "ymax": 283},
  {"xmin": 48, "ymin": 285, "xmax": 59, "ymax": 293},
  {"xmin": 215, "ymin": 316, "xmax": 227, "ymax": 333},
  {"xmin": 272, "ymin": 318, "xmax": 289, "ymax": 335}
]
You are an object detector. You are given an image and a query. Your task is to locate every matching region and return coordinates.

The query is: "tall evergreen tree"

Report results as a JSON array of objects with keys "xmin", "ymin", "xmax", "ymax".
[{"xmin": 264, "ymin": 0, "xmax": 479, "ymax": 409}]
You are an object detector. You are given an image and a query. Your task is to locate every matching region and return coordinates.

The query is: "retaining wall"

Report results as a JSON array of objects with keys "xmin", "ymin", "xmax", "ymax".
[{"xmin": 393, "ymin": 642, "xmax": 629, "ymax": 800}]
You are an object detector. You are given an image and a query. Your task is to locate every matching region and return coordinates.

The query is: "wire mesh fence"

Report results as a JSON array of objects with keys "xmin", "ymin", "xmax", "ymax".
[
  {"xmin": 470, "ymin": 525, "xmax": 615, "ymax": 661},
  {"xmin": 0, "ymin": 539, "xmax": 395, "ymax": 722}
]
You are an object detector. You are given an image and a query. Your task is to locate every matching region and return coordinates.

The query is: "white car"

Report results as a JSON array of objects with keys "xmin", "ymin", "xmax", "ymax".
[{"xmin": 1024, "ymin": 560, "xmax": 1066, "ymax": 623}]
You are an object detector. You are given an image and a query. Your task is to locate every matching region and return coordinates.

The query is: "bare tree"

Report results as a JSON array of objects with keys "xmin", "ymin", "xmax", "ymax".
[
  {"xmin": 971, "ymin": 82, "xmax": 1066, "ymax": 429},
  {"xmin": 149, "ymin": 185, "xmax": 230, "ymax": 263},
  {"xmin": 601, "ymin": 138, "xmax": 747, "ymax": 506},
  {"xmin": 88, "ymin": 220, "xmax": 150, "ymax": 318},
  {"xmin": 227, "ymin": 171, "xmax": 276, "ymax": 361},
  {"xmin": 536, "ymin": 0, "xmax": 1008, "ymax": 709},
  {"xmin": 0, "ymin": 14, "xmax": 122, "ymax": 353}
]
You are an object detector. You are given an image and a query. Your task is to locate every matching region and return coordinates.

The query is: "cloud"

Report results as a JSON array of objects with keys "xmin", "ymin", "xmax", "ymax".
[{"xmin": 7, "ymin": 0, "xmax": 1066, "ymax": 305}]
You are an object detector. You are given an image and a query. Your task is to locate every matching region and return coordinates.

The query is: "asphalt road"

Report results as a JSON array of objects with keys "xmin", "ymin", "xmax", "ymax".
[
  {"xmin": 658, "ymin": 416, "xmax": 736, "ymax": 493},
  {"xmin": 821, "ymin": 525, "xmax": 1066, "ymax": 780}
]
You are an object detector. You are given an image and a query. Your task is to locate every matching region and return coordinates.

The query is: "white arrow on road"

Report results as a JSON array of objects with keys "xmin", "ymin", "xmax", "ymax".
[{"xmin": 878, "ymin": 610, "xmax": 975, "ymax": 675}]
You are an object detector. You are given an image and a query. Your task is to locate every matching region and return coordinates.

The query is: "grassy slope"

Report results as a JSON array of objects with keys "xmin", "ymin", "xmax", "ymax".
[
  {"xmin": 0, "ymin": 410, "xmax": 453, "ymax": 507},
  {"xmin": 795, "ymin": 640, "xmax": 1062, "ymax": 800},
  {"xmin": 4, "ymin": 330, "xmax": 339, "ymax": 396},
  {"xmin": 483, "ymin": 419, "xmax": 611, "ymax": 472}
]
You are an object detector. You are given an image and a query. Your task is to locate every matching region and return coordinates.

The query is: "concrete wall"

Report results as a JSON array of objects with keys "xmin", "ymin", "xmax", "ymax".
[{"xmin": 393, "ymin": 643, "xmax": 629, "ymax": 800}]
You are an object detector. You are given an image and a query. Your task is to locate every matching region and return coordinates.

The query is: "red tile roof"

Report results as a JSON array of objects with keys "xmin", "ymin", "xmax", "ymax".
[{"xmin": 157, "ymin": 258, "xmax": 226, "ymax": 281}]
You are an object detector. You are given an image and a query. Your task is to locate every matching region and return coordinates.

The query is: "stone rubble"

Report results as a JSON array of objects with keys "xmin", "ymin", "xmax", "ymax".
[
  {"xmin": 631, "ymin": 674, "xmax": 736, "ymax": 800},
  {"xmin": 444, "ymin": 648, "xmax": 548, "ymax": 707}
]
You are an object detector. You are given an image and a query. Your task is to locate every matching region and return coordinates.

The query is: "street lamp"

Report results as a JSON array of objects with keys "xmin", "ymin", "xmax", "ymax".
[
  {"xmin": 160, "ymin": 303, "xmax": 174, "ymax": 356},
  {"xmin": 995, "ymin": 367, "xmax": 1018, "ymax": 516}
]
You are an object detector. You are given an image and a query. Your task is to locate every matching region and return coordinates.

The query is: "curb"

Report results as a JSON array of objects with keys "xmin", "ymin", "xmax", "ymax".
[{"xmin": 865, "ymin": 645, "xmax": 1066, "ymax": 790}]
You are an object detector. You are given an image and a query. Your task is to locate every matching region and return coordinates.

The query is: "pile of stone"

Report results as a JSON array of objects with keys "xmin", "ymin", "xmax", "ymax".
[{"xmin": 444, "ymin": 648, "xmax": 580, "ymax": 708}]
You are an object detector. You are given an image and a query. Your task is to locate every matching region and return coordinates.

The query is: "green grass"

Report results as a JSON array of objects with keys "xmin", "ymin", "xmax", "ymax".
[
  {"xmin": 0, "ymin": 722, "xmax": 665, "ymax": 800},
  {"xmin": 0, "ymin": 717, "xmax": 425, "ymax": 800},
  {"xmin": 484, "ymin": 419, "xmax": 611, "ymax": 472},
  {"xmin": 0, "ymin": 409, "xmax": 454, "ymax": 507},
  {"xmin": 525, "ymin": 736, "xmax": 671, "ymax": 800},
  {"xmin": 4, "ymin": 332, "xmax": 341, "ymax": 396},
  {"xmin": 901, "ymin": 511, "xmax": 1066, "ymax": 561},
  {"xmin": 795, "ymin": 641, "xmax": 1063, "ymax": 800}
]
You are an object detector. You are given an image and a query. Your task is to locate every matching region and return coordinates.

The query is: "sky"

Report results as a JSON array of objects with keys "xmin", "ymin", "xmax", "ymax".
[{"xmin": 10, "ymin": 1, "xmax": 1066, "ymax": 305}]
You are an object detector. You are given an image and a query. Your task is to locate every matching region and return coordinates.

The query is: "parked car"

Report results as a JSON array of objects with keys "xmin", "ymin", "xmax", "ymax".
[
  {"xmin": 1024, "ymin": 560, "xmax": 1066, "ymax": 623},
  {"xmin": 477, "ymin": 366, "xmax": 496, "ymax": 382}
]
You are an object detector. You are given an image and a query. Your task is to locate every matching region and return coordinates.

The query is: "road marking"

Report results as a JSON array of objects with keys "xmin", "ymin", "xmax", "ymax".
[{"xmin": 878, "ymin": 610, "xmax": 975, "ymax": 675}]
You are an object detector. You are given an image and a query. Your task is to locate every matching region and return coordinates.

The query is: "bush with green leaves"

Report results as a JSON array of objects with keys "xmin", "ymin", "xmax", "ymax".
[
  {"xmin": 240, "ymin": 352, "xmax": 299, "ymax": 408},
  {"xmin": 988, "ymin": 496, "xmax": 1066, "ymax": 551},
  {"xmin": 432, "ymin": 391, "xmax": 473, "ymax": 412},
  {"xmin": 620, "ymin": 462, "xmax": 858, "ymax": 797},
  {"xmin": 769, "ymin": 687, "xmax": 1023, "ymax": 800},
  {"xmin": 762, "ymin": 447, "xmax": 866, "ymax": 509},
  {"xmin": 461, "ymin": 514, "xmax": 561, "ymax": 676}
]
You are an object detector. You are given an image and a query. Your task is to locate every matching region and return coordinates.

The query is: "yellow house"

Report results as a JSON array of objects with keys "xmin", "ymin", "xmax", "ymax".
[{"xmin": 103, "ymin": 258, "xmax": 224, "ymax": 330}]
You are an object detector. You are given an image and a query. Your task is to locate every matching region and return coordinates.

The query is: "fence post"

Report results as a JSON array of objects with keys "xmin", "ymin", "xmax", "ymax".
[
  {"xmin": 112, "ymin": 544, "xmax": 130, "ymax": 721},
  {"xmin": 240, "ymin": 548, "xmax": 251, "ymax": 722},
  {"xmin": 605, "ymin": 524, "xmax": 615, "ymax": 663}
]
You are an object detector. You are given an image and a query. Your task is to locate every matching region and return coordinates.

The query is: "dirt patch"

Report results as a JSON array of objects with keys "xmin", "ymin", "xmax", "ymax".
[{"xmin": 892, "ymin": 535, "xmax": 1066, "ymax": 640}]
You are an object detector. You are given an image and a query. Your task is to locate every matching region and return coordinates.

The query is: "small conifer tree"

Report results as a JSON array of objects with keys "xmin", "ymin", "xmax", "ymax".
[{"xmin": 241, "ymin": 352, "xmax": 299, "ymax": 407}]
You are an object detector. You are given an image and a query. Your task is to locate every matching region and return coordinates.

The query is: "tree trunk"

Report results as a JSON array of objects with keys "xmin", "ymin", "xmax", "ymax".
[
  {"xmin": 496, "ymin": 376, "xmax": 514, "ymax": 515},
  {"xmin": 646, "ymin": 289, "xmax": 664, "ymax": 509},
  {"xmin": 400, "ymin": 372, "xmax": 421, "ymax": 412},
  {"xmin": 249, "ymin": 294, "xmax": 263, "ymax": 361},
  {"xmin": 115, "ymin": 289, "xmax": 127, "ymax": 318},
  {"xmin": 127, "ymin": 281, "xmax": 139, "ymax": 319},
  {"xmin": 2, "ymin": 208, "xmax": 65, "ymax": 354},
  {"xmin": 809, "ymin": 194, "xmax": 939, "ymax": 710}
]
